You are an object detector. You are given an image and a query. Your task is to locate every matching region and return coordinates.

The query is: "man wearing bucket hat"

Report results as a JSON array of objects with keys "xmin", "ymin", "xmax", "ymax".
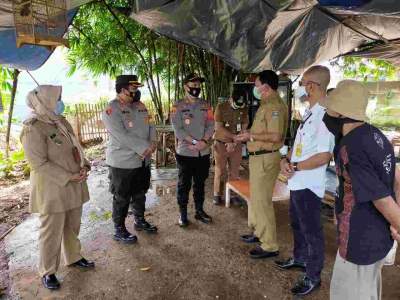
[
  {"xmin": 323, "ymin": 80, "xmax": 400, "ymax": 300},
  {"xmin": 103, "ymin": 75, "xmax": 158, "ymax": 244},
  {"xmin": 235, "ymin": 70, "xmax": 288, "ymax": 259},
  {"xmin": 212, "ymin": 88, "xmax": 248, "ymax": 205},
  {"xmin": 171, "ymin": 73, "xmax": 215, "ymax": 227}
]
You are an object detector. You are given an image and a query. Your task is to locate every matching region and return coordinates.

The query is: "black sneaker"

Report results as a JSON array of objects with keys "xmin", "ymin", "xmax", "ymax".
[
  {"xmin": 213, "ymin": 195, "xmax": 222, "ymax": 205},
  {"xmin": 113, "ymin": 225, "xmax": 138, "ymax": 244},
  {"xmin": 195, "ymin": 210, "xmax": 212, "ymax": 223},
  {"xmin": 291, "ymin": 275, "xmax": 321, "ymax": 296},
  {"xmin": 42, "ymin": 274, "xmax": 60, "ymax": 290},
  {"xmin": 134, "ymin": 219, "xmax": 158, "ymax": 233},
  {"xmin": 179, "ymin": 215, "xmax": 190, "ymax": 227},
  {"xmin": 275, "ymin": 257, "xmax": 306, "ymax": 271}
]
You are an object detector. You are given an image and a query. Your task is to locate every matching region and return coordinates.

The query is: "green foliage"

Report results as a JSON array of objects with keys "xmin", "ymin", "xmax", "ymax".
[
  {"xmin": 0, "ymin": 149, "xmax": 28, "ymax": 178},
  {"xmin": 338, "ymin": 57, "xmax": 398, "ymax": 81},
  {"xmin": 66, "ymin": 0, "xmax": 236, "ymax": 123},
  {"xmin": 0, "ymin": 67, "xmax": 13, "ymax": 92}
]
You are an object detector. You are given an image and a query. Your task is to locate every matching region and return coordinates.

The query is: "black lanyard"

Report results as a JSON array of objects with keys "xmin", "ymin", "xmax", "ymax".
[{"xmin": 300, "ymin": 112, "xmax": 312, "ymax": 129}]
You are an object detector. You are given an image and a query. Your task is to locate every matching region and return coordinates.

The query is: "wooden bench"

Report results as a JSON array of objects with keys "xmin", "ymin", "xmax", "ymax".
[{"xmin": 225, "ymin": 179, "xmax": 290, "ymax": 207}]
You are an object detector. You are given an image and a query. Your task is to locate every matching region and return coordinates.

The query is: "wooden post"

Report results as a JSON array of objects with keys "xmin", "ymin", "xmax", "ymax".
[{"xmin": 5, "ymin": 69, "xmax": 20, "ymax": 157}]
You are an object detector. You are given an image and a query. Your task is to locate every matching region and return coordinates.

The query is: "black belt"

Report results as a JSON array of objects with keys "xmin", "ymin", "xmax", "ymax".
[{"xmin": 248, "ymin": 149, "xmax": 279, "ymax": 156}]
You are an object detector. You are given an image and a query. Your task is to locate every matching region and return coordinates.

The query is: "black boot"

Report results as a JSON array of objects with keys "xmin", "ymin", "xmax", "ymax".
[
  {"xmin": 179, "ymin": 207, "xmax": 189, "ymax": 227},
  {"xmin": 113, "ymin": 224, "xmax": 138, "ymax": 244},
  {"xmin": 42, "ymin": 274, "xmax": 60, "ymax": 290},
  {"xmin": 134, "ymin": 217, "xmax": 158, "ymax": 233},
  {"xmin": 213, "ymin": 195, "xmax": 222, "ymax": 205},
  {"xmin": 195, "ymin": 210, "xmax": 212, "ymax": 224}
]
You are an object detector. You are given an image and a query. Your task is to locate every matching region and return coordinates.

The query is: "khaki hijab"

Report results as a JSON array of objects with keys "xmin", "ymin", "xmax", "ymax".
[{"xmin": 24, "ymin": 85, "xmax": 86, "ymax": 168}]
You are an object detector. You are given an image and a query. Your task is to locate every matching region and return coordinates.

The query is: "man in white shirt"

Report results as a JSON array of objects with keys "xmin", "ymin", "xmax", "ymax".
[{"xmin": 276, "ymin": 66, "xmax": 335, "ymax": 296}]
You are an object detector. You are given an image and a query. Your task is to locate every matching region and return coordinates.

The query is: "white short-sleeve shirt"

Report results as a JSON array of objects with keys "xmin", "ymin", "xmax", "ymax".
[{"xmin": 288, "ymin": 102, "xmax": 335, "ymax": 198}]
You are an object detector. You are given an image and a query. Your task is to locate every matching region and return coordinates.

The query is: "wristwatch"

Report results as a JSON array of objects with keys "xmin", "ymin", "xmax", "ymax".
[
  {"xmin": 191, "ymin": 139, "xmax": 198, "ymax": 145},
  {"xmin": 292, "ymin": 162, "xmax": 299, "ymax": 171}
]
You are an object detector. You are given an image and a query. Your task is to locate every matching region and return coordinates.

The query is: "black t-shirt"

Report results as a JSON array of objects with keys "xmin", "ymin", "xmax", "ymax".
[{"xmin": 335, "ymin": 123, "xmax": 395, "ymax": 265}]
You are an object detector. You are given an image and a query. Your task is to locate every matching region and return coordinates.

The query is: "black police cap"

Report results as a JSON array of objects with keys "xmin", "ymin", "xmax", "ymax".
[{"xmin": 115, "ymin": 75, "xmax": 144, "ymax": 87}]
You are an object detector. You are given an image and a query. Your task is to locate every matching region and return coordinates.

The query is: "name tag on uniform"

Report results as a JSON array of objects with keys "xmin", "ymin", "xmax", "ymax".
[
  {"xmin": 295, "ymin": 143, "xmax": 302, "ymax": 157},
  {"xmin": 237, "ymin": 123, "xmax": 242, "ymax": 132},
  {"xmin": 128, "ymin": 121, "xmax": 133, "ymax": 128}
]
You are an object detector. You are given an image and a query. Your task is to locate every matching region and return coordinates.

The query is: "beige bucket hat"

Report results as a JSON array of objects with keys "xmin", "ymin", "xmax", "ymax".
[{"xmin": 326, "ymin": 80, "xmax": 369, "ymax": 121}]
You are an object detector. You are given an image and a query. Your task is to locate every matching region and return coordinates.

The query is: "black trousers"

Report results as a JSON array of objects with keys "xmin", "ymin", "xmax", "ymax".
[
  {"xmin": 290, "ymin": 189, "xmax": 325, "ymax": 282},
  {"xmin": 176, "ymin": 154, "xmax": 210, "ymax": 211},
  {"xmin": 108, "ymin": 165, "xmax": 151, "ymax": 226}
]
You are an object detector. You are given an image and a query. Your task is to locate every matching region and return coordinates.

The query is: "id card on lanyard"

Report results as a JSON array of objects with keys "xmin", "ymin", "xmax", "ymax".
[{"xmin": 295, "ymin": 111, "xmax": 312, "ymax": 157}]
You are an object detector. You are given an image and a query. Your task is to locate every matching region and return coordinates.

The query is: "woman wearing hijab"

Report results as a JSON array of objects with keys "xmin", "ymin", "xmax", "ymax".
[{"xmin": 20, "ymin": 85, "xmax": 94, "ymax": 290}]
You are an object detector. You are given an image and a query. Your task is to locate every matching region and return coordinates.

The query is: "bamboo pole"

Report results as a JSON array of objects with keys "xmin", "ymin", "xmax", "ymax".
[{"xmin": 5, "ymin": 69, "xmax": 20, "ymax": 158}]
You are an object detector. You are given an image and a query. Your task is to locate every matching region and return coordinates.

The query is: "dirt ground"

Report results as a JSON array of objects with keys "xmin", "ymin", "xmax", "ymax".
[{"xmin": 1, "ymin": 148, "xmax": 400, "ymax": 300}]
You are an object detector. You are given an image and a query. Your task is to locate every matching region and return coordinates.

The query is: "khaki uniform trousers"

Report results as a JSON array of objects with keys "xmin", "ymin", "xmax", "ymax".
[
  {"xmin": 38, "ymin": 206, "xmax": 83, "ymax": 277},
  {"xmin": 249, "ymin": 151, "xmax": 280, "ymax": 252},
  {"xmin": 213, "ymin": 142, "xmax": 242, "ymax": 196}
]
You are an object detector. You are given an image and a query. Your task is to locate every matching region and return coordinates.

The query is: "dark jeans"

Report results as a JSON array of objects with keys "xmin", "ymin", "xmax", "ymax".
[
  {"xmin": 176, "ymin": 154, "xmax": 210, "ymax": 211},
  {"xmin": 108, "ymin": 165, "xmax": 151, "ymax": 226},
  {"xmin": 290, "ymin": 189, "xmax": 325, "ymax": 282}
]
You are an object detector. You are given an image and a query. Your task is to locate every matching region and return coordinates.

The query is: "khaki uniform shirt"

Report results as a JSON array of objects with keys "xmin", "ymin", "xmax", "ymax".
[
  {"xmin": 171, "ymin": 97, "xmax": 215, "ymax": 157},
  {"xmin": 247, "ymin": 93, "xmax": 288, "ymax": 152},
  {"xmin": 20, "ymin": 118, "xmax": 90, "ymax": 215},
  {"xmin": 102, "ymin": 99, "xmax": 157, "ymax": 169},
  {"xmin": 214, "ymin": 101, "xmax": 248, "ymax": 143}
]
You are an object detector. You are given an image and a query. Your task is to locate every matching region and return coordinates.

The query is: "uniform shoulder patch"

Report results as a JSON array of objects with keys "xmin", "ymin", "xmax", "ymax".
[{"xmin": 105, "ymin": 106, "xmax": 113, "ymax": 116}]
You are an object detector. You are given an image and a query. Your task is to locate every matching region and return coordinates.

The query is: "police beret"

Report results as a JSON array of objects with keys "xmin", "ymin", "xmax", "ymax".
[{"xmin": 115, "ymin": 75, "xmax": 144, "ymax": 87}]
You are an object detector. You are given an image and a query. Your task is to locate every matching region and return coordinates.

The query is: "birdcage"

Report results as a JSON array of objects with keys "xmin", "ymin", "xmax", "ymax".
[{"xmin": 12, "ymin": 0, "xmax": 69, "ymax": 50}]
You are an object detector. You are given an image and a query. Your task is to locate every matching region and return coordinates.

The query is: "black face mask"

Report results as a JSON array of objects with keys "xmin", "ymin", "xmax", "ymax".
[
  {"xmin": 232, "ymin": 95, "xmax": 245, "ymax": 109},
  {"xmin": 322, "ymin": 113, "xmax": 361, "ymax": 139},
  {"xmin": 130, "ymin": 90, "xmax": 141, "ymax": 102},
  {"xmin": 322, "ymin": 113, "xmax": 342, "ymax": 137},
  {"xmin": 188, "ymin": 87, "xmax": 201, "ymax": 98}
]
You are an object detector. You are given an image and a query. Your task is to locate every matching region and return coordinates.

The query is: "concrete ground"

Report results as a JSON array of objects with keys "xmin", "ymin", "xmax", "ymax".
[{"xmin": 3, "ymin": 160, "xmax": 400, "ymax": 300}]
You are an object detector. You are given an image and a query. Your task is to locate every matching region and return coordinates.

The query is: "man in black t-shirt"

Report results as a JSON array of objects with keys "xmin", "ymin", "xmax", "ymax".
[{"xmin": 322, "ymin": 80, "xmax": 400, "ymax": 300}]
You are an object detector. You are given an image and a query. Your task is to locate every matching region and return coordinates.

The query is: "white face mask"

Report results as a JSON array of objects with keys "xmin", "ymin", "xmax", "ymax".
[
  {"xmin": 295, "ymin": 86, "xmax": 308, "ymax": 100},
  {"xmin": 252, "ymin": 86, "xmax": 261, "ymax": 100}
]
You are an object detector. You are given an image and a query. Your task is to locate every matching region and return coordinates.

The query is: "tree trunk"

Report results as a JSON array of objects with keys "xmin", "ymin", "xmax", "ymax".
[{"xmin": 5, "ymin": 69, "xmax": 20, "ymax": 157}]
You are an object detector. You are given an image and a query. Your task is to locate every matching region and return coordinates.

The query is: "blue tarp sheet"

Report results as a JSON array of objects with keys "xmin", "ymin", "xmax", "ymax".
[{"xmin": 0, "ymin": 9, "xmax": 77, "ymax": 71}]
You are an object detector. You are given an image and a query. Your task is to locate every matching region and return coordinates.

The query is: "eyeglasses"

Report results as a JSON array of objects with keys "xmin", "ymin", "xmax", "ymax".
[{"xmin": 299, "ymin": 80, "xmax": 321, "ymax": 87}]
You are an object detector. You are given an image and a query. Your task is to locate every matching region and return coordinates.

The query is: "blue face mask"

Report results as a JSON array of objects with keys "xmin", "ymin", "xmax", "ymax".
[{"xmin": 54, "ymin": 100, "xmax": 65, "ymax": 115}]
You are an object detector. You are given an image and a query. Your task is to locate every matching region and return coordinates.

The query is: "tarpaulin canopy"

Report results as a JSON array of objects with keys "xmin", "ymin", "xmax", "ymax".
[
  {"xmin": 0, "ymin": 0, "xmax": 399, "ymax": 73},
  {"xmin": 130, "ymin": 0, "xmax": 400, "ymax": 74},
  {"xmin": 0, "ymin": 0, "xmax": 86, "ymax": 70}
]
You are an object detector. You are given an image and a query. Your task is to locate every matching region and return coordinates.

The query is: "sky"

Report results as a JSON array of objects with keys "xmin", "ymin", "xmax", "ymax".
[{"xmin": 13, "ymin": 48, "xmax": 115, "ymax": 120}]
